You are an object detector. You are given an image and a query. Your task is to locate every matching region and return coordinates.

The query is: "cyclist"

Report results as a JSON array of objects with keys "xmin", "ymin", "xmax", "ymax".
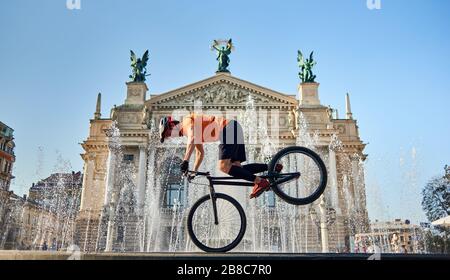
[{"xmin": 159, "ymin": 113, "xmax": 282, "ymax": 199}]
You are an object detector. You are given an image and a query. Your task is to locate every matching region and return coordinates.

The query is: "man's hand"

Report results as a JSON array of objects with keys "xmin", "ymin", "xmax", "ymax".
[
  {"xmin": 180, "ymin": 160, "xmax": 189, "ymax": 174},
  {"xmin": 187, "ymin": 174, "xmax": 196, "ymax": 182}
]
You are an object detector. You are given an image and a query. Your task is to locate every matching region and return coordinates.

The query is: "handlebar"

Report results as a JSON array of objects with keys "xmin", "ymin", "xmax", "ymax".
[
  {"xmin": 183, "ymin": 170, "xmax": 210, "ymax": 183},
  {"xmin": 185, "ymin": 170, "xmax": 210, "ymax": 177}
]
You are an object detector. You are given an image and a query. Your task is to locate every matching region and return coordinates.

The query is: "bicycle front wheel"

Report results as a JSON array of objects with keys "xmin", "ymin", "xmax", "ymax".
[
  {"xmin": 268, "ymin": 146, "xmax": 327, "ymax": 205},
  {"xmin": 187, "ymin": 193, "xmax": 246, "ymax": 253}
]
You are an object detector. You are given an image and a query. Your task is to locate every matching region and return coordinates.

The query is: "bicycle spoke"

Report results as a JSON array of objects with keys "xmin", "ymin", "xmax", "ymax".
[
  {"xmin": 190, "ymin": 196, "xmax": 242, "ymax": 250},
  {"xmin": 269, "ymin": 147, "xmax": 327, "ymax": 205}
]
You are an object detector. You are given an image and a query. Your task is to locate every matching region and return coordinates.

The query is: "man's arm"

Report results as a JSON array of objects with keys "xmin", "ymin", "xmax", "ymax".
[
  {"xmin": 183, "ymin": 143, "xmax": 195, "ymax": 162},
  {"xmin": 182, "ymin": 143, "xmax": 204, "ymax": 172},
  {"xmin": 193, "ymin": 144, "xmax": 204, "ymax": 172},
  {"xmin": 181, "ymin": 117, "xmax": 205, "ymax": 172},
  {"xmin": 182, "ymin": 119, "xmax": 195, "ymax": 163}
]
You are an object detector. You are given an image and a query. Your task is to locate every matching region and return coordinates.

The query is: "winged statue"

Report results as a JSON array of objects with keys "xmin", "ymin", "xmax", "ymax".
[
  {"xmin": 297, "ymin": 50, "xmax": 317, "ymax": 83},
  {"xmin": 129, "ymin": 50, "xmax": 150, "ymax": 82},
  {"xmin": 212, "ymin": 39, "xmax": 233, "ymax": 73}
]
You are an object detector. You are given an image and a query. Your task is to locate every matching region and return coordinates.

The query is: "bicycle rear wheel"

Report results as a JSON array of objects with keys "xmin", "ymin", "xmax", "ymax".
[
  {"xmin": 268, "ymin": 146, "xmax": 327, "ymax": 205},
  {"xmin": 187, "ymin": 193, "xmax": 246, "ymax": 252}
]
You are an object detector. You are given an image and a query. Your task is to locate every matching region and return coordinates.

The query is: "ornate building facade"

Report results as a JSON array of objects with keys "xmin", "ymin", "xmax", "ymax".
[
  {"xmin": 354, "ymin": 219, "xmax": 425, "ymax": 254},
  {"xmin": 0, "ymin": 121, "xmax": 15, "ymax": 238},
  {"xmin": 0, "ymin": 171, "xmax": 82, "ymax": 250},
  {"xmin": 0, "ymin": 121, "xmax": 15, "ymax": 191},
  {"xmin": 75, "ymin": 70, "xmax": 369, "ymax": 252}
]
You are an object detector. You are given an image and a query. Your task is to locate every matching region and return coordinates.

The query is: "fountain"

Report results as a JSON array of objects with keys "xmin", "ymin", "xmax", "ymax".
[
  {"xmin": 0, "ymin": 97, "xmax": 381, "ymax": 254},
  {"xmin": 0, "ymin": 152, "xmax": 81, "ymax": 251},
  {"xmin": 94, "ymin": 94, "xmax": 365, "ymax": 253}
]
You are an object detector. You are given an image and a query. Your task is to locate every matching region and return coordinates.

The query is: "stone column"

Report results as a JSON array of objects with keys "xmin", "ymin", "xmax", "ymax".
[
  {"xmin": 328, "ymin": 148, "xmax": 345, "ymax": 251},
  {"xmin": 104, "ymin": 147, "xmax": 117, "ymax": 252},
  {"xmin": 318, "ymin": 196, "xmax": 329, "ymax": 253},
  {"xmin": 351, "ymin": 156, "xmax": 360, "ymax": 211},
  {"xmin": 103, "ymin": 149, "xmax": 117, "ymax": 207},
  {"xmin": 144, "ymin": 147, "xmax": 156, "ymax": 252},
  {"xmin": 79, "ymin": 154, "xmax": 95, "ymax": 212},
  {"xmin": 145, "ymin": 148, "xmax": 156, "ymax": 207},
  {"xmin": 328, "ymin": 148, "xmax": 341, "ymax": 214},
  {"xmin": 105, "ymin": 209, "xmax": 116, "ymax": 251},
  {"xmin": 137, "ymin": 145, "xmax": 148, "ymax": 212}
]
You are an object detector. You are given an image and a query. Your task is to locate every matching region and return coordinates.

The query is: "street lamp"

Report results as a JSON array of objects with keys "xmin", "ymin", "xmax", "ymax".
[{"xmin": 309, "ymin": 197, "xmax": 336, "ymax": 253}]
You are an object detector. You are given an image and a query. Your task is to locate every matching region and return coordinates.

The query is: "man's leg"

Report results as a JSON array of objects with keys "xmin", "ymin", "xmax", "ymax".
[
  {"xmin": 218, "ymin": 121, "xmax": 268, "ymax": 198},
  {"xmin": 219, "ymin": 159, "xmax": 269, "ymax": 200},
  {"xmin": 242, "ymin": 163, "xmax": 283, "ymax": 174},
  {"xmin": 231, "ymin": 161, "xmax": 242, "ymax": 167},
  {"xmin": 218, "ymin": 159, "xmax": 233, "ymax": 173},
  {"xmin": 242, "ymin": 163, "xmax": 268, "ymax": 174},
  {"xmin": 218, "ymin": 159, "xmax": 260, "ymax": 183},
  {"xmin": 231, "ymin": 162, "xmax": 267, "ymax": 181}
]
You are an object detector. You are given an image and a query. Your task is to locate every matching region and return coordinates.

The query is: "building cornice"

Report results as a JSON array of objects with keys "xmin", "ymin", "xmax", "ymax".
[{"xmin": 147, "ymin": 73, "xmax": 298, "ymax": 107}]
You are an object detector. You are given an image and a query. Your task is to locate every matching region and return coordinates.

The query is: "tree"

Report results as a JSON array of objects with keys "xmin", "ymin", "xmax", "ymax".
[
  {"xmin": 424, "ymin": 230, "xmax": 450, "ymax": 254},
  {"xmin": 422, "ymin": 166, "xmax": 450, "ymax": 253},
  {"xmin": 422, "ymin": 168, "xmax": 450, "ymax": 223}
]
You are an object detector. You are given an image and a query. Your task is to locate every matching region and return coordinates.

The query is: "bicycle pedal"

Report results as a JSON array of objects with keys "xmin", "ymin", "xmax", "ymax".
[{"xmin": 250, "ymin": 189, "xmax": 264, "ymax": 199}]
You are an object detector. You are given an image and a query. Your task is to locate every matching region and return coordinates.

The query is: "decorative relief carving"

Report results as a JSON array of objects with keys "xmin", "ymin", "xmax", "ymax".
[
  {"xmin": 87, "ymin": 152, "xmax": 96, "ymax": 161},
  {"xmin": 141, "ymin": 105, "xmax": 150, "ymax": 126},
  {"xmin": 95, "ymin": 155, "xmax": 107, "ymax": 172},
  {"xmin": 129, "ymin": 88, "xmax": 141, "ymax": 97},
  {"xmin": 162, "ymin": 83, "xmax": 275, "ymax": 105},
  {"xmin": 290, "ymin": 109, "xmax": 299, "ymax": 131},
  {"xmin": 337, "ymin": 125, "xmax": 346, "ymax": 134}
]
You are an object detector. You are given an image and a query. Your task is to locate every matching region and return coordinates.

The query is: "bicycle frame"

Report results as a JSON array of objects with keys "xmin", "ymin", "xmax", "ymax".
[{"xmin": 186, "ymin": 170, "xmax": 300, "ymax": 225}]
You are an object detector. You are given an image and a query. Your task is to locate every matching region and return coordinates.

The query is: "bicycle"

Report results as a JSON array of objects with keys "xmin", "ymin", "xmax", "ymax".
[{"xmin": 185, "ymin": 146, "xmax": 327, "ymax": 252}]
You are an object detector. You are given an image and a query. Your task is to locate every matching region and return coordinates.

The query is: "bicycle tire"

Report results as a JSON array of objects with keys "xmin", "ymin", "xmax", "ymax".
[
  {"xmin": 268, "ymin": 146, "xmax": 327, "ymax": 205},
  {"xmin": 187, "ymin": 193, "xmax": 246, "ymax": 252}
]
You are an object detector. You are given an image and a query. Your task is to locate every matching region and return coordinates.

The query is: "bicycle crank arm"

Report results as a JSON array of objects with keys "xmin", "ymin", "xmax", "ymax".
[{"xmin": 271, "ymin": 173, "xmax": 301, "ymax": 185}]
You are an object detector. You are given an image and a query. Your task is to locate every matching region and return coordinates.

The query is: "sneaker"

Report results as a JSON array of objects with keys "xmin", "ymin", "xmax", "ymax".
[
  {"xmin": 275, "ymin": 163, "xmax": 283, "ymax": 173},
  {"xmin": 250, "ymin": 179, "xmax": 270, "ymax": 199}
]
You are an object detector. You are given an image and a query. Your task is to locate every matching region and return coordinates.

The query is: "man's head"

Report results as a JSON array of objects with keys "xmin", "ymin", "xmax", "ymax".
[{"xmin": 159, "ymin": 116, "xmax": 180, "ymax": 143}]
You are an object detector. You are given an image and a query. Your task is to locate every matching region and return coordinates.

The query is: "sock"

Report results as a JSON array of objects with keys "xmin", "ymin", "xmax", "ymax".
[
  {"xmin": 228, "ymin": 166, "xmax": 257, "ymax": 182},
  {"xmin": 242, "ymin": 163, "xmax": 268, "ymax": 174}
]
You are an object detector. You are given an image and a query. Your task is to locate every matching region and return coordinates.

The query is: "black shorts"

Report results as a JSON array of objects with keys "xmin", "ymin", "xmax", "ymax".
[{"xmin": 218, "ymin": 120, "xmax": 246, "ymax": 162}]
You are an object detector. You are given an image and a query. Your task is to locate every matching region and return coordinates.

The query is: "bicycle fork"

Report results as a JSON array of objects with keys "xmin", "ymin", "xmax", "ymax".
[{"xmin": 207, "ymin": 177, "xmax": 219, "ymax": 225}]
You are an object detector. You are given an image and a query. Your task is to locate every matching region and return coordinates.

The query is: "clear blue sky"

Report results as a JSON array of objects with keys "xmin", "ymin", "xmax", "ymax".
[{"xmin": 1, "ymin": 0, "xmax": 449, "ymax": 223}]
